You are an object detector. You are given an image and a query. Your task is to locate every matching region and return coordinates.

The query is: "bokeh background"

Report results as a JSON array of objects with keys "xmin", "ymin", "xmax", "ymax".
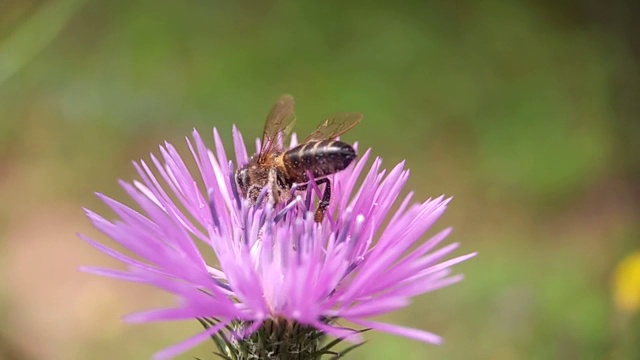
[{"xmin": 1, "ymin": 1, "xmax": 639, "ymax": 359}]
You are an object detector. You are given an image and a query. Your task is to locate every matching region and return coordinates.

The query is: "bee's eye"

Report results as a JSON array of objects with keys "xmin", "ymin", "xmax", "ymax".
[{"xmin": 236, "ymin": 169, "xmax": 249, "ymax": 188}]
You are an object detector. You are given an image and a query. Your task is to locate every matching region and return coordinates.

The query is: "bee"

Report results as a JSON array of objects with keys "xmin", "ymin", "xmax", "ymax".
[{"xmin": 235, "ymin": 95, "xmax": 362, "ymax": 222}]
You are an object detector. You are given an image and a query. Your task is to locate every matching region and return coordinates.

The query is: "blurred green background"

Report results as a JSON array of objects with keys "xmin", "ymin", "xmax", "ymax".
[{"xmin": 1, "ymin": 1, "xmax": 639, "ymax": 359}]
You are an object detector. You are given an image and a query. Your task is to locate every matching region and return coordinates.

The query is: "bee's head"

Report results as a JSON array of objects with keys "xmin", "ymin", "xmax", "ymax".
[{"xmin": 235, "ymin": 165, "xmax": 263, "ymax": 203}]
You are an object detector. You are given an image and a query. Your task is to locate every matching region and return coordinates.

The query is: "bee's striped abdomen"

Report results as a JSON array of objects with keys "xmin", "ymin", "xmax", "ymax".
[{"xmin": 283, "ymin": 140, "xmax": 356, "ymax": 182}]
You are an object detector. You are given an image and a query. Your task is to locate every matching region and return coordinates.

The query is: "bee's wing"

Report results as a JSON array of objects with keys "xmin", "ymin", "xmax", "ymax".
[
  {"xmin": 303, "ymin": 112, "xmax": 363, "ymax": 143},
  {"xmin": 259, "ymin": 95, "xmax": 296, "ymax": 162}
]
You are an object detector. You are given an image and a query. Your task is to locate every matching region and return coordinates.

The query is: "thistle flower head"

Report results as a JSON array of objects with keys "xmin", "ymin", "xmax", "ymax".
[{"xmin": 80, "ymin": 127, "xmax": 476, "ymax": 359}]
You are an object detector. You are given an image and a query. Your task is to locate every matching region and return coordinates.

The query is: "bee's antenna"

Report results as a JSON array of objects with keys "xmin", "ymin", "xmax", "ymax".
[{"xmin": 229, "ymin": 161, "xmax": 241, "ymax": 210}]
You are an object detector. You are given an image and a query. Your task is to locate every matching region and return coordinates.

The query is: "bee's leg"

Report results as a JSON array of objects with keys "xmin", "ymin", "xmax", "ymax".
[
  {"xmin": 294, "ymin": 178, "xmax": 331, "ymax": 222},
  {"xmin": 268, "ymin": 168, "xmax": 280, "ymax": 204},
  {"xmin": 313, "ymin": 178, "xmax": 331, "ymax": 223}
]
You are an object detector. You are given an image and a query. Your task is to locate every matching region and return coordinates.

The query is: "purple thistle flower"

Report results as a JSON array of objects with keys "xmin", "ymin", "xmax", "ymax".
[{"xmin": 80, "ymin": 126, "xmax": 476, "ymax": 359}]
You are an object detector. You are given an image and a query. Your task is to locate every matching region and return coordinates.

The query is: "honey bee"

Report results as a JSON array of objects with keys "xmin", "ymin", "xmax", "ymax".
[{"xmin": 235, "ymin": 95, "xmax": 362, "ymax": 222}]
